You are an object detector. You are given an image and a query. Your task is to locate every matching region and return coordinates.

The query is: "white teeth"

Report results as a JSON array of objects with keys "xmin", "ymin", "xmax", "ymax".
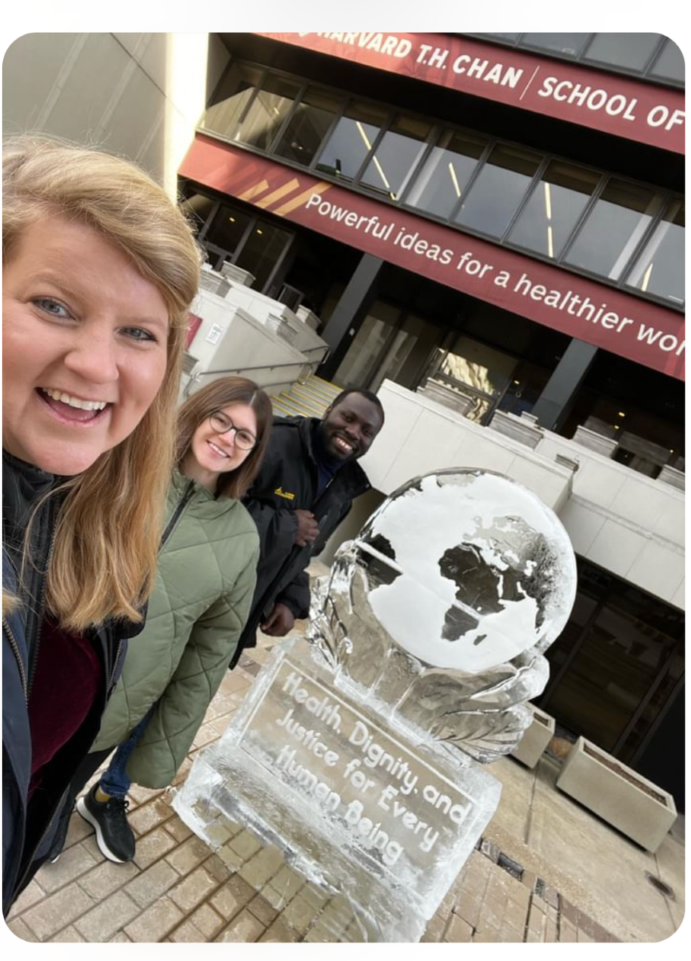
[
  {"xmin": 208, "ymin": 441, "xmax": 229, "ymax": 458},
  {"xmin": 336, "ymin": 437, "xmax": 353, "ymax": 451},
  {"xmin": 42, "ymin": 388, "xmax": 107, "ymax": 411}
]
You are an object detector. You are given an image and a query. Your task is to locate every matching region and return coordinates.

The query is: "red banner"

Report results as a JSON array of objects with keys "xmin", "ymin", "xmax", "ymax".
[
  {"xmin": 257, "ymin": 33, "xmax": 685, "ymax": 155},
  {"xmin": 181, "ymin": 136, "xmax": 685, "ymax": 380}
]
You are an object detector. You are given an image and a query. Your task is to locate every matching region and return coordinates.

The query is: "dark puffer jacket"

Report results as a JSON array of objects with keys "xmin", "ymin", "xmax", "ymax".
[
  {"xmin": 236, "ymin": 416, "xmax": 370, "ymax": 662},
  {"xmin": 2, "ymin": 452, "xmax": 134, "ymax": 915}
]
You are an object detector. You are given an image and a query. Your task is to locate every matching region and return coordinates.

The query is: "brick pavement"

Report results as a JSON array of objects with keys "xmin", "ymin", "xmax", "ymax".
[{"xmin": 7, "ymin": 649, "xmax": 622, "ymax": 944}]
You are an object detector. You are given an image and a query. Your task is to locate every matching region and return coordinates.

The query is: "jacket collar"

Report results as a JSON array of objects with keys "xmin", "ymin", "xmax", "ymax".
[{"xmin": 2, "ymin": 450, "xmax": 57, "ymax": 553}]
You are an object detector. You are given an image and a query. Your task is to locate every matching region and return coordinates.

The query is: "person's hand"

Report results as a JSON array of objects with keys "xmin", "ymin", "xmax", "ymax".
[
  {"xmin": 261, "ymin": 602, "xmax": 295, "ymax": 637},
  {"xmin": 294, "ymin": 509, "xmax": 320, "ymax": 547}
]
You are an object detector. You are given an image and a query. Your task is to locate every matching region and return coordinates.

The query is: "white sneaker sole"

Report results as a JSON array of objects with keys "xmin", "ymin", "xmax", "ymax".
[{"xmin": 76, "ymin": 796, "xmax": 130, "ymax": 863}]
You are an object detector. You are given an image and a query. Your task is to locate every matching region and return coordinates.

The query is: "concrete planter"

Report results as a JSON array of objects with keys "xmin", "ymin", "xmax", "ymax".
[
  {"xmin": 572, "ymin": 426, "xmax": 618, "ymax": 458},
  {"xmin": 489, "ymin": 410, "xmax": 543, "ymax": 449},
  {"xmin": 511, "ymin": 704, "xmax": 555, "ymax": 768},
  {"xmin": 556, "ymin": 736, "xmax": 677, "ymax": 853}
]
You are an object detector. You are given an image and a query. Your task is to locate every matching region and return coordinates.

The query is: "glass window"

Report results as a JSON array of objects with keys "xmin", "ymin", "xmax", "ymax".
[
  {"xmin": 359, "ymin": 115, "xmax": 432, "ymax": 201},
  {"xmin": 475, "ymin": 33, "xmax": 521, "ymax": 43},
  {"xmin": 274, "ymin": 88, "xmax": 341, "ymax": 166},
  {"xmin": 234, "ymin": 74, "xmax": 301, "ymax": 151},
  {"xmin": 234, "ymin": 221, "xmax": 293, "ymax": 290},
  {"xmin": 201, "ymin": 64, "xmax": 263, "ymax": 141},
  {"xmin": 507, "ymin": 162, "xmax": 601, "ymax": 260},
  {"xmin": 564, "ymin": 180, "xmax": 664, "ymax": 280},
  {"xmin": 583, "ymin": 34, "xmax": 662, "ymax": 71},
  {"xmin": 649, "ymin": 38, "xmax": 685, "ymax": 83},
  {"xmin": 405, "ymin": 129, "xmax": 488, "ymax": 219},
  {"xmin": 180, "ymin": 192, "xmax": 217, "ymax": 234},
  {"xmin": 315, "ymin": 100, "xmax": 389, "ymax": 181},
  {"xmin": 333, "ymin": 301, "xmax": 401, "ymax": 387},
  {"xmin": 203, "ymin": 205, "xmax": 252, "ymax": 254},
  {"xmin": 522, "ymin": 33, "xmax": 591, "ymax": 57},
  {"xmin": 625, "ymin": 200, "xmax": 685, "ymax": 306},
  {"xmin": 454, "ymin": 144, "xmax": 542, "ymax": 238}
]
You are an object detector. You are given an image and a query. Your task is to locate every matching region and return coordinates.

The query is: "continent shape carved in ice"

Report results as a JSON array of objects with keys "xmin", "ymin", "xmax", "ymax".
[{"xmin": 355, "ymin": 471, "xmax": 576, "ymax": 673}]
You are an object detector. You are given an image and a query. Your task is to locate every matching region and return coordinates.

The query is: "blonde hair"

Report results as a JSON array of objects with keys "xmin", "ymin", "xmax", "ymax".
[
  {"xmin": 3, "ymin": 135, "xmax": 201, "ymax": 629},
  {"xmin": 177, "ymin": 378, "xmax": 273, "ymax": 499}
]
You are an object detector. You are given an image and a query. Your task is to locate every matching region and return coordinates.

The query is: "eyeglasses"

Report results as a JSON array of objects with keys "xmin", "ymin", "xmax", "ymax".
[{"xmin": 208, "ymin": 411, "xmax": 257, "ymax": 450}]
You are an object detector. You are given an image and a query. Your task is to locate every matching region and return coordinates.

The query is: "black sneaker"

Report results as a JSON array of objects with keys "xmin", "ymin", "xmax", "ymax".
[{"xmin": 76, "ymin": 784, "xmax": 136, "ymax": 862}]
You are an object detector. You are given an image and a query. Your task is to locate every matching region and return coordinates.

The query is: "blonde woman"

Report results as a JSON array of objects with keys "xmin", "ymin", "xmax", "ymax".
[
  {"xmin": 2, "ymin": 136, "xmax": 200, "ymax": 913},
  {"xmin": 73, "ymin": 378, "xmax": 270, "ymax": 863}
]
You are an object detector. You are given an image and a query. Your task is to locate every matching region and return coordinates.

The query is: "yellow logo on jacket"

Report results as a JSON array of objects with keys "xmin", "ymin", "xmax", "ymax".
[{"xmin": 274, "ymin": 487, "xmax": 296, "ymax": 501}]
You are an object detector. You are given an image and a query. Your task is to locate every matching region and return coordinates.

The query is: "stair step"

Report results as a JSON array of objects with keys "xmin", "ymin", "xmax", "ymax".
[
  {"xmin": 288, "ymin": 388, "xmax": 329, "ymax": 414},
  {"xmin": 305, "ymin": 375, "xmax": 342, "ymax": 398}
]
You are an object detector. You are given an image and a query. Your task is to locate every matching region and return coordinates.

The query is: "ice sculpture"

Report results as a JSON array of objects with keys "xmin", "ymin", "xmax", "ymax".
[{"xmin": 173, "ymin": 469, "xmax": 577, "ymax": 941}]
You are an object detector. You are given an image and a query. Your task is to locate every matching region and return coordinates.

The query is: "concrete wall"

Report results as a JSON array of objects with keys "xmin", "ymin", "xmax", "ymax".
[
  {"xmin": 360, "ymin": 381, "xmax": 685, "ymax": 610},
  {"xmin": 3, "ymin": 32, "xmax": 226, "ymax": 196}
]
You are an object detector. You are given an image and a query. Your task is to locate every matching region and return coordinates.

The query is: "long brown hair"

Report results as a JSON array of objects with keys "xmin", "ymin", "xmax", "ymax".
[
  {"xmin": 3, "ymin": 135, "xmax": 201, "ymax": 629},
  {"xmin": 177, "ymin": 378, "xmax": 272, "ymax": 499}
]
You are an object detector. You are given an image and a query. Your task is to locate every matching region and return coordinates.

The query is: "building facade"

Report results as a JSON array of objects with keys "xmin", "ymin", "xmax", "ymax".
[{"xmin": 3, "ymin": 32, "xmax": 685, "ymax": 807}]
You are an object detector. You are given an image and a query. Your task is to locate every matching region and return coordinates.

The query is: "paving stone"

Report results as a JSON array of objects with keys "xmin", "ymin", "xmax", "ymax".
[
  {"xmin": 444, "ymin": 914, "xmax": 474, "ymax": 942},
  {"xmin": 128, "ymin": 797, "xmax": 174, "ymax": 836},
  {"xmin": 229, "ymin": 829, "xmax": 262, "ymax": 860},
  {"xmin": 109, "ymin": 931, "xmax": 133, "ymax": 942},
  {"xmin": 217, "ymin": 844, "xmax": 245, "ymax": 871},
  {"xmin": 303, "ymin": 920, "xmax": 339, "ymax": 942},
  {"xmin": 128, "ymin": 784, "xmax": 165, "ymax": 806},
  {"xmin": 203, "ymin": 820, "xmax": 231, "ymax": 846},
  {"xmin": 421, "ymin": 913, "xmax": 446, "ymax": 942},
  {"xmin": 73, "ymin": 890, "xmax": 140, "ymax": 943},
  {"xmin": 49, "ymin": 925, "xmax": 86, "ymax": 942},
  {"xmin": 260, "ymin": 916, "xmax": 301, "ymax": 942},
  {"xmin": 38, "ymin": 841, "xmax": 100, "ymax": 893},
  {"xmin": 282, "ymin": 894, "xmax": 320, "ymax": 934},
  {"xmin": 169, "ymin": 920, "xmax": 206, "ymax": 942},
  {"xmin": 560, "ymin": 918, "xmax": 578, "ymax": 942},
  {"xmin": 239, "ymin": 845, "xmax": 284, "ymax": 888},
  {"xmin": 163, "ymin": 816, "xmax": 193, "ymax": 843},
  {"xmin": 189, "ymin": 904, "xmax": 226, "ymax": 939},
  {"xmin": 77, "ymin": 857, "xmax": 139, "ymax": 901},
  {"xmin": 299, "ymin": 883, "xmax": 328, "ymax": 910},
  {"xmin": 7, "ymin": 879, "xmax": 44, "ymax": 917},
  {"xmin": 7, "ymin": 917, "xmax": 38, "ymax": 942},
  {"xmin": 22, "ymin": 883, "xmax": 95, "ymax": 941},
  {"xmin": 165, "ymin": 835, "xmax": 212, "ymax": 876},
  {"xmin": 79, "ymin": 834, "xmax": 108, "ymax": 865},
  {"xmin": 454, "ymin": 891, "xmax": 482, "ymax": 928},
  {"xmin": 210, "ymin": 874, "xmax": 255, "ymax": 919},
  {"xmin": 246, "ymin": 894, "xmax": 279, "ymax": 925},
  {"xmin": 203, "ymin": 852, "xmax": 232, "ymax": 883},
  {"xmin": 497, "ymin": 922, "xmax": 524, "ymax": 942},
  {"xmin": 124, "ymin": 896, "xmax": 185, "ymax": 942},
  {"xmin": 63, "ymin": 811, "xmax": 94, "ymax": 848},
  {"xmin": 125, "ymin": 859, "xmax": 179, "ymax": 908},
  {"xmin": 267, "ymin": 863, "xmax": 305, "ymax": 901},
  {"xmin": 215, "ymin": 907, "xmax": 266, "ymax": 942},
  {"xmin": 133, "ymin": 825, "xmax": 178, "ymax": 870},
  {"xmin": 168, "ymin": 865, "xmax": 218, "ymax": 912}
]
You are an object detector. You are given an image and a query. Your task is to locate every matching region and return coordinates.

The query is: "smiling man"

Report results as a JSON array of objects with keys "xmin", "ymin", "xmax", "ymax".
[{"xmin": 233, "ymin": 389, "xmax": 384, "ymax": 665}]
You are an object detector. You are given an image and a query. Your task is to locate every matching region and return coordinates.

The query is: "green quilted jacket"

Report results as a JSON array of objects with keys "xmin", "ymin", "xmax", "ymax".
[{"xmin": 91, "ymin": 470, "xmax": 260, "ymax": 787}]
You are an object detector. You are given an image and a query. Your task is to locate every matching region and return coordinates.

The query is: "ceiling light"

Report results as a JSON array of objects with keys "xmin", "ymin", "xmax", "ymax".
[
  {"xmin": 544, "ymin": 181, "xmax": 552, "ymax": 221},
  {"xmin": 641, "ymin": 262, "xmax": 654, "ymax": 293}
]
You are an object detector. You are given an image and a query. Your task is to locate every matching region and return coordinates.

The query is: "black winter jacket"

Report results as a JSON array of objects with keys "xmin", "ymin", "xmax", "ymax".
[
  {"xmin": 236, "ymin": 416, "xmax": 370, "ymax": 662},
  {"xmin": 2, "ymin": 452, "xmax": 136, "ymax": 914}
]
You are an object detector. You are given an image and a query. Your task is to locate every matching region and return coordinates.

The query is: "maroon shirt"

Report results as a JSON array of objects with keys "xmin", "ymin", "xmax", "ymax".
[{"xmin": 27, "ymin": 617, "xmax": 103, "ymax": 799}]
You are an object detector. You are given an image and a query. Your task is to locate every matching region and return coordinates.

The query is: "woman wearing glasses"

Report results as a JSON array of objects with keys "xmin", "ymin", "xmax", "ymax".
[{"xmin": 73, "ymin": 377, "xmax": 271, "ymax": 863}]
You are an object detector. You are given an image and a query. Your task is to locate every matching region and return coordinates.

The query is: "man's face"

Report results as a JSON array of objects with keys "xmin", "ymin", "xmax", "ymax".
[{"xmin": 319, "ymin": 394, "xmax": 383, "ymax": 462}]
